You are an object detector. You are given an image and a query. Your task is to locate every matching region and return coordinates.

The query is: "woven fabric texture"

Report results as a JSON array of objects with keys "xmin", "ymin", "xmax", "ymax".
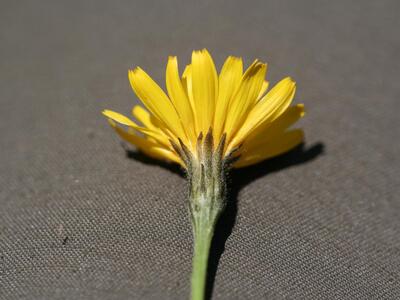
[{"xmin": 1, "ymin": 1, "xmax": 400, "ymax": 299}]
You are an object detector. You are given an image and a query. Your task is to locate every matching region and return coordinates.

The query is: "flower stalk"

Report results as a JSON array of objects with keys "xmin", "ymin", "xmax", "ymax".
[
  {"xmin": 172, "ymin": 130, "xmax": 235, "ymax": 300},
  {"xmin": 190, "ymin": 206, "xmax": 218, "ymax": 300}
]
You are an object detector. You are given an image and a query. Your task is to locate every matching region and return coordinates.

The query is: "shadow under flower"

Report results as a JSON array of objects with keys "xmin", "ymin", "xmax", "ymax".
[
  {"xmin": 123, "ymin": 142, "xmax": 184, "ymax": 177},
  {"xmin": 124, "ymin": 141, "xmax": 325, "ymax": 299},
  {"xmin": 205, "ymin": 142, "xmax": 324, "ymax": 300}
]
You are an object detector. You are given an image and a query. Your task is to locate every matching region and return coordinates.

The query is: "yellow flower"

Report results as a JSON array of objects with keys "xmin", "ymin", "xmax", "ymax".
[
  {"xmin": 103, "ymin": 49, "xmax": 304, "ymax": 169},
  {"xmin": 103, "ymin": 49, "xmax": 306, "ymax": 300}
]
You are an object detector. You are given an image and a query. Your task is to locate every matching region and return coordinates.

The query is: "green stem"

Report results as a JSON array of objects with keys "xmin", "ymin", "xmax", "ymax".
[
  {"xmin": 180, "ymin": 130, "xmax": 231, "ymax": 300},
  {"xmin": 188, "ymin": 156, "xmax": 226, "ymax": 300},
  {"xmin": 191, "ymin": 217, "xmax": 214, "ymax": 300}
]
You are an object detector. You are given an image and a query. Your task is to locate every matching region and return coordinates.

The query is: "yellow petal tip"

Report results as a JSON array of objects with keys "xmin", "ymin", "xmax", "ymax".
[{"xmin": 102, "ymin": 109, "xmax": 112, "ymax": 117}]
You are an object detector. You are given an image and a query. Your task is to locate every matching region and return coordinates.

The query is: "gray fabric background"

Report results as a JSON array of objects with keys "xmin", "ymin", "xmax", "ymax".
[{"xmin": 1, "ymin": 0, "xmax": 399, "ymax": 299}]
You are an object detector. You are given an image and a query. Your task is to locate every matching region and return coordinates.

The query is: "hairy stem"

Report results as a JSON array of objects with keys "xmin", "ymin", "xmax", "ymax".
[{"xmin": 188, "ymin": 130, "xmax": 228, "ymax": 300}]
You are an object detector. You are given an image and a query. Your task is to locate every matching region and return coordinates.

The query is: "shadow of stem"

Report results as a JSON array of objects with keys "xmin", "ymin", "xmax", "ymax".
[{"xmin": 205, "ymin": 142, "xmax": 324, "ymax": 299}]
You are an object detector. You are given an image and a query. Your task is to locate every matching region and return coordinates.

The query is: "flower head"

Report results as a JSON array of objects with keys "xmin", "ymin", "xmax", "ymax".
[
  {"xmin": 103, "ymin": 49, "xmax": 306, "ymax": 300},
  {"xmin": 103, "ymin": 49, "xmax": 304, "ymax": 169}
]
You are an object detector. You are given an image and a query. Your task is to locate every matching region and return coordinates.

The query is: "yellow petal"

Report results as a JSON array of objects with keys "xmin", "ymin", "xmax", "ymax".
[
  {"xmin": 131, "ymin": 107, "xmax": 172, "ymax": 147},
  {"xmin": 257, "ymin": 80, "xmax": 269, "ymax": 100},
  {"xmin": 243, "ymin": 104, "xmax": 305, "ymax": 152},
  {"xmin": 191, "ymin": 49, "xmax": 218, "ymax": 134},
  {"xmin": 107, "ymin": 118, "xmax": 157, "ymax": 149},
  {"xmin": 148, "ymin": 146, "xmax": 184, "ymax": 166},
  {"xmin": 252, "ymin": 77, "xmax": 296, "ymax": 127},
  {"xmin": 109, "ymin": 119, "xmax": 183, "ymax": 165},
  {"xmin": 229, "ymin": 77, "xmax": 295, "ymax": 150},
  {"xmin": 182, "ymin": 65, "xmax": 195, "ymax": 109},
  {"xmin": 224, "ymin": 60, "xmax": 267, "ymax": 144},
  {"xmin": 213, "ymin": 56, "xmax": 243, "ymax": 143},
  {"xmin": 182, "ymin": 64, "xmax": 198, "ymax": 136},
  {"xmin": 166, "ymin": 56, "xmax": 196, "ymax": 145},
  {"xmin": 103, "ymin": 109, "xmax": 138, "ymax": 127},
  {"xmin": 128, "ymin": 68, "xmax": 186, "ymax": 142},
  {"xmin": 103, "ymin": 109, "xmax": 169, "ymax": 147},
  {"xmin": 132, "ymin": 105, "xmax": 157, "ymax": 130},
  {"xmin": 234, "ymin": 129, "xmax": 304, "ymax": 168}
]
